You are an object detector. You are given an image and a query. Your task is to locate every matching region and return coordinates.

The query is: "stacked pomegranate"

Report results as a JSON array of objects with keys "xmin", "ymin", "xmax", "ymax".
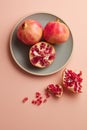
[{"xmin": 17, "ymin": 18, "xmax": 70, "ymax": 68}]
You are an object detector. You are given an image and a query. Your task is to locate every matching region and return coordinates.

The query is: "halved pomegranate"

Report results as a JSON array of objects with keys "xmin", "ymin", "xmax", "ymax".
[
  {"xmin": 29, "ymin": 42, "xmax": 56, "ymax": 68},
  {"xmin": 46, "ymin": 84, "xmax": 63, "ymax": 97},
  {"xmin": 17, "ymin": 19, "xmax": 43, "ymax": 45},
  {"xmin": 63, "ymin": 69, "xmax": 83, "ymax": 93}
]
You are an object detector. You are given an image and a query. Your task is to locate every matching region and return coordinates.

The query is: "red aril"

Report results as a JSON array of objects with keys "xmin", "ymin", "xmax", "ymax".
[
  {"xmin": 22, "ymin": 97, "xmax": 28, "ymax": 103},
  {"xmin": 17, "ymin": 19, "xmax": 43, "ymax": 45}
]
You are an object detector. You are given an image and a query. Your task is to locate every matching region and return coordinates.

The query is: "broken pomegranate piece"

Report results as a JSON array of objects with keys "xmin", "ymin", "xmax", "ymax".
[
  {"xmin": 29, "ymin": 42, "xmax": 56, "ymax": 68},
  {"xmin": 46, "ymin": 84, "xmax": 63, "ymax": 97},
  {"xmin": 63, "ymin": 69, "xmax": 83, "ymax": 93}
]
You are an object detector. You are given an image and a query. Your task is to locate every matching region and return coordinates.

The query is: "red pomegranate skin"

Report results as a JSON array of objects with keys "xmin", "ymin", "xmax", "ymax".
[
  {"xmin": 43, "ymin": 20, "xmax": 70, "ymax": 44},
  {"xmin": 17, "ymin": 20, "xmax": 43, "ymax": 45}
]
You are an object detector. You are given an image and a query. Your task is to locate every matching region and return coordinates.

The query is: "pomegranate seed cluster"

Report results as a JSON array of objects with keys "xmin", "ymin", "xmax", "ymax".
[
  {"xmin": 17, "ymin": 19, "xmax": 70, "ymax": 68},
  {"xmin": 22, "ymin": 69, "xmax": 83, "ymax": 106}
]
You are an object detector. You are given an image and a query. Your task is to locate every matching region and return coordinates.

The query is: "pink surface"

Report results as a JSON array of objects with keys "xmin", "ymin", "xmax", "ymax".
[{"xmin": 0, "ymin": 0, "xmax": 87, "ymax": 130}]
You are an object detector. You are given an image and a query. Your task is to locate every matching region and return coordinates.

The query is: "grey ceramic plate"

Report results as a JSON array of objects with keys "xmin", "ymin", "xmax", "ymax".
[{"xmin": 10, "ymin": 12, "xmax": 73, "ymax": 76}]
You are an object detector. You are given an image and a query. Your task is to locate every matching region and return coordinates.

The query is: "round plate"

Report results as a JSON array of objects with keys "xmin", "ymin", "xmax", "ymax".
[{"xmin": 10, "ymin": 12, "xmax": 73, "ymax": 76}]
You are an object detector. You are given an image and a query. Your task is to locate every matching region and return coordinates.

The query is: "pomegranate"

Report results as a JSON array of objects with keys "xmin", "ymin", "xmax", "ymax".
[
  {"xmin": 29, "ymin": 42, "xmax": 56, "ymax": 68},
  {"xmin": 46, "ymin": 84, "xmax": 63, "ymax": 97},
  {"xmin": 63, "ymin": 69, "xmax": 83, "ymax": 93},
  {"xmin": 17, "ymin": 19, "xmax": 43, "ymax": 45},
  {"xmin": 43, "ymin": 20, "xmax": 70, "ymax": 44}
]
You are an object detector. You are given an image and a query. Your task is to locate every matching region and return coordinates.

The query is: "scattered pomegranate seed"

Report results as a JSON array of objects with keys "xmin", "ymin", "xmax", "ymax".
[
  {"xmin": 35, "ymin": 92, "xmax": 41, "ymax": 98},
  {"xmin": 22, "ymin": 97, "xmax": 28, "ymax": 103},
  {"xmin": 37, "ymin": 100, "xmax": 42, "ymax": 106},
  {"xmin": 43, "ymin": 98, "xmax": 47, "ymax": 103},
  {"xmin": 45, "ymin": 90, "xmax": 50, "ymax": 98},
  {"xmin": 31, "ymin": 100, "xmax": 35, "ymax": 104},
  {"xmin": 31, "ymin": 100, "xmax": 37, "ymax": 104}
]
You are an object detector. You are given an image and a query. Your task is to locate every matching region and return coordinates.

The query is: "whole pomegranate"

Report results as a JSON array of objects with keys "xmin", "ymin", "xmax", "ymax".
[
  {"xmin": 17, "ymin": 19, "xmax": 43, "ymax": 45},
  {"xmin": 29, "ymin": 42, "xmax": 56, "ymax": 68},
  {"xmin": 43, "ymin": 20, "xmax": 70, "ymax": 44}
]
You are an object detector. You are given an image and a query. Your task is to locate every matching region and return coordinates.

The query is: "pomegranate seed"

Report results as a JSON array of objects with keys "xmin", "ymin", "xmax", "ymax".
[
  {"xmin": 32, "ymin": 100, "xmax": 35, "ymax": 104},
  {"xmin": 49, "ymin": 54, "xmax": 55, "ymax": 60},
  {"xmin": 43, "ymin": 99, "xmax": 47, "ymax": 103},
  {"xmin": 22, "ymin": 97, "xmax": 28, "ymax": 103},
  {"xmin": 40, "ymin": 96, "xmax": 42, "ymax": 99},
  {"xmin": 45, "ymin": 90, "xmax": 50, "ymax": 98},
  {"xmin": 32, "ymin": 100, "xmax": 37, "ymax": 104},
  {"xmin": 35, "ymin": 92, "xmax": 41, "ymax": 98},
  {"xmin": 31, "ymin": 56, "xmax": 40, "ymax": 64},
  {"xmin": 37, "ymin": 100, "xmax": 42, "ymax": 106},
  {"xmin": 40, "ymin": 42, "xmax": 46, "ymax": 49}
]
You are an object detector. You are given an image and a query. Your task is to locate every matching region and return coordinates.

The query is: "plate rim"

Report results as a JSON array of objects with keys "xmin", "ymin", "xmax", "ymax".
[{"xmin": 10, "ymin": 12, "xmax": 74, "ymax": 76}]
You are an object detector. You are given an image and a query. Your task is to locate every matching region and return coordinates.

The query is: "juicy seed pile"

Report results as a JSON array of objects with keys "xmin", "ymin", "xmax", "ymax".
[
  {"xmin": 63, "ymin": 69, "xmax": 83, "ymax": 93},
  {"xmin": 29, "ymin": 42, "xmax": 56, "ymax": 68}
]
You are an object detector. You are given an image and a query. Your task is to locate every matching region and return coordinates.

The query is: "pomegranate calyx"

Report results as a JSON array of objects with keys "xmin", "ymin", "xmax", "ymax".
[{"xmin": 22, "ymin": 22, "xmax": 27, "ymax": 29}]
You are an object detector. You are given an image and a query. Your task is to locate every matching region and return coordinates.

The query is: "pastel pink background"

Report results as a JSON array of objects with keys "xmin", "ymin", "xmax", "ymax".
[{"xmin": 0, "ymin": 0, "xmax": 87, "ymax": 130}]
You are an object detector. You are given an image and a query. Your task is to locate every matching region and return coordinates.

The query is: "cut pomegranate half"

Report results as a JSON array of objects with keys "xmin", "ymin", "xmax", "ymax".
[
  {"xmin": 46, "ymin": 84, "xmax": 63, "ymax": 97},
  {"xmin": 29, "ymin": 42, "xmax": 56, "ymax": 68},
  {"xmin": 63, "ymin": 69, "xmax": 83, "ymax": 93}
]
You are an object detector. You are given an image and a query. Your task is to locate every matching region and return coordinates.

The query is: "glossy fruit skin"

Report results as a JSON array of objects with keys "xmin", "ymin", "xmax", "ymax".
[
  {"xmin": 43, "ymin": 20, "xmax": 70, "ymax": 44},
  {"xmin": 17, "ymin": 20, "xmax": 43, "ymax": 45}
]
